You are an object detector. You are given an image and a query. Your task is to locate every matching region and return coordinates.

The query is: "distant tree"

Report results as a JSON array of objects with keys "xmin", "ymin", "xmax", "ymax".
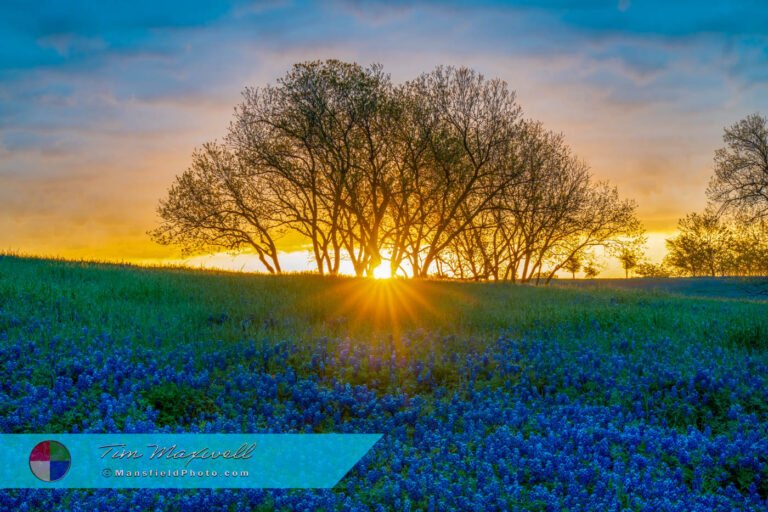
[
  {"xmin": 728, "ymin": 217, "xmax": 768, "ymax": 275},
  {"xmin": 583, "ymin": 261, "xmax": 601, "ymax": 279},
  {"xmin": 664, "ymin": 210, "xmax": 732, "ymax": 277},
  {"xmin": 617, "ymin": 249, "xmax": 639, "ymax": 278},
  {"xmin": 562, "ymin": 250, "xmax": 584, "ymax": 279},
  {"xmin": 609, "ymin": 234, "xmax": 647, "ymax": 278},
  {"xmin": 708, "ymin": 113, "xmax": 768, "ymax": 222},
  {"xmin": 151, "ymin": 143, "xmax": 284, "ymax": 273},
  {"xmin": 635, "ymin": 262, "xmax": 671, "ymax": 278}
]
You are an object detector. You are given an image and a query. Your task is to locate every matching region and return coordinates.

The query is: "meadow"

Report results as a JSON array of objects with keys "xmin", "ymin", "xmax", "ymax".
[{"xmin": 0, "ymin": 255, "xmax": 767, "ymax": 511}]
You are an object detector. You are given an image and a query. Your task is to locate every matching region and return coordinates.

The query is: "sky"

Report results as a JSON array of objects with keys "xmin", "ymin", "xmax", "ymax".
[{"xmin": 1, "ymin": 0, "xmax": 767, "ymax": 276}]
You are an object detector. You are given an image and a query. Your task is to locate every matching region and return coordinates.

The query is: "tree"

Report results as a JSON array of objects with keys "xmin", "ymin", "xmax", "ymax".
[
  {"xmin": 617, "ymin": 249, "xmax": 639, "ymax": 278},
  {"xmin": 635, "ymin": 262, "xmax": 670, "ymax": 278},
  {"xmin": 609, "ymin": 234, "xmax": 647, "ymax": 278},
  {"xmin": 728, "ymin": 218, "xmax": 768, "ymax": 275},
  {"xmin": 562, "ymin": 250, "xmax": 584, "ymax": 279},
  {"xmin": 583, "ymin": 260, "xmax": 601, "ymax": 279},
  {"xmin": 708, "ymin": 113, "xmax": 768, "ymax": 222},
  {"xmin": 664, "ymin": 210, "xmax": 733, "ymax": 277},
  {"xmin": 386, "ymin": 66, "xmax": 523, "ymax": 278},
  {"xmin": 155, "ymin": 60, "xmax": 643, "ymax": 282},
  {"xmin": 540, "ymin": 183, "xmax": 641, "ymax": 284},
  {"xmin": 486, "ymin": 121, "xmax": 641, "ymax": 283},
  {"xmin": 151, "ymin": 143, "xmax": 283, "ymax": 273},
  {"xmin": 428, "ymin": 119, "xmax": 641, "ymax": 283},
  {"xmin": 499, "ymin": 122, "xmax": 590, "ymax": 282}
]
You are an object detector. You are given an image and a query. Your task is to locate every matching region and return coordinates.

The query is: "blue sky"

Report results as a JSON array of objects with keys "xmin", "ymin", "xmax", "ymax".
[{"xmin": 1, "ymin": 1, "xmax": 767, "ymax": 272}]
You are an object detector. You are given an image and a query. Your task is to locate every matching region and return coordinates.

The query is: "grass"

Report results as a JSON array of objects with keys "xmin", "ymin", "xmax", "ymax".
[
  {"xmin": 1, "ymin": 254, "xmax": 765, "ymax": 352},
  {"xmin": 2, "ymin": 254, "xmax": 766, "ymax": 409}
]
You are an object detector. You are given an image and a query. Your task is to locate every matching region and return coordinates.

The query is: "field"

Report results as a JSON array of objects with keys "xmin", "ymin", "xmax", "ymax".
[{"xmin": 1, "ymin": 255, "xmax": 767, "ymax": 511}]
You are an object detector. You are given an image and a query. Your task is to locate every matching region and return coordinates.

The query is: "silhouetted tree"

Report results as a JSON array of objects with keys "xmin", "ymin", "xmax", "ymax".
[
  {"xmin": 664, "ymin": 210, "xmax": 732, "ymax": 277},
  {"xmin": 708, "ymin": 113, "xmax": 768, "ymax": 222},
  {"xmin": 635, "ymin": 262, "xmax": 670, "ymax": 278},
  {"xmin": 609, "ymin": 234, "xmax": 647, "ymax": 278},
  {"xmin": 583, "ymin": 261, "xmax": 601, "ymax": 279},
  {"xmin": 387, "ymin": 66, "xmax": 523, "ymax": 278},
  {"xmin": 484, "ymin": 121, "xmax": 641, "ymax": 283},
  {"xmin": 665, "ymin": 113, "xmax": 768, "ymax": 278},
  {"xmin": 562, "ymin": 250, "xmax": 584, "ymax": 279},
  {"xmin": 728, "ymin": 218, "xmax": 768, "ymax": 275},
  {"xmin": 155, "ymin": 60, "xmax": 643, "ymax": 282},
  {"xmin": 229, "ymin": 60, "xmax": 393, "ymax": 277}
]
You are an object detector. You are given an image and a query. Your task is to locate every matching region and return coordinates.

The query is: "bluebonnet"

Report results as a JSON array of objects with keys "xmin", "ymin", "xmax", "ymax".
[{"xmin": 0, "ymin": 325, "xmax": 766, "ymax": 510}]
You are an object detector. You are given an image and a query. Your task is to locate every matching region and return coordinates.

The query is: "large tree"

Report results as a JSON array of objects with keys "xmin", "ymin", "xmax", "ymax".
[
  {"xmin": 492, "ymin": 122, "xmax": 640, "ymax": 283},
  {"xmin": 431, "ymin": 120, "xmax": 641, "ymax": 283},
  {"xmin": 708, "ymin": 113, "xmax": 768, "ymax": 222},
  {"xmin": 155, "ymin": 60, "xmax": 642, "ymax": 282}
]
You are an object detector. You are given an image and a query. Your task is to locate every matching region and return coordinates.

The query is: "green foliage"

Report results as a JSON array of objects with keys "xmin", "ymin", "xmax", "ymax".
[
  {"xmin": 142, "ymin": 383, "xmax": 220, "ymax": 427},
  {"xmin": 727, "ymin": 321, "xmax": 768, "ymax": 352},
  {"xmin": 3, "ymin": 254, "xmax": 768, "ymax": 349}
]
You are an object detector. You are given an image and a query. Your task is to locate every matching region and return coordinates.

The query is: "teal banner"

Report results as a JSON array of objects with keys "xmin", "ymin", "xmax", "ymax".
[{"xmin": 0, "ymin": 434, "xmax": 381, "ymax": 488}]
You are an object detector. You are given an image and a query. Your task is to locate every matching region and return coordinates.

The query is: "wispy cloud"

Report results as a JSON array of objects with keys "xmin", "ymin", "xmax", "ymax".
[{"xmin": 1, "ymin": 1, "xmax": 766, "ymax": 273}]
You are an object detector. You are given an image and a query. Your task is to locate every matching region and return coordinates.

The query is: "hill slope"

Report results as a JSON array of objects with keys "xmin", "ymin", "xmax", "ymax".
[{"xmin": 0, "ymin": 256, "xmax": 767, "ymax": 510}]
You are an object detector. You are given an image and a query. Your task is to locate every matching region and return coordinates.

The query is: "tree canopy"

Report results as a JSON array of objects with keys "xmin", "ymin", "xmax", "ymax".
[{"xmin": 153, "ymin": 60, "xmax": 641, "ymax": 280}]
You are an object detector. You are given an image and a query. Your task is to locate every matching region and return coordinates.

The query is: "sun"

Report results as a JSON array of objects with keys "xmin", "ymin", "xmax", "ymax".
[{"xmin": 372, "ymin": 260, "xmax": 392, "ymax": 279}]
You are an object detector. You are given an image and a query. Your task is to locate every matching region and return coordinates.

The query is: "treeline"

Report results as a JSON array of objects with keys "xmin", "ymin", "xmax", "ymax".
[
  {"xmin": 664, "ymin": 113, "xmax": 768, "ymax": 277},
  {"xmin": 665, "ymin": 211, "xmax": 768, "ymax": 276},
  {"xmin": 153, "ymin": 60, "xmax": 641, "ymax": 280}
]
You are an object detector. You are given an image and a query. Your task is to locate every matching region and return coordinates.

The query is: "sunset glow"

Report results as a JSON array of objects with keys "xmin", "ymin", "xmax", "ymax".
[
  {"xmin": 372, "ymin": 261, "xmax": 393, "ymax": 280},
  {"xmin": 2, "ymin": 2, "xmax": 766, "ymax": 277}
]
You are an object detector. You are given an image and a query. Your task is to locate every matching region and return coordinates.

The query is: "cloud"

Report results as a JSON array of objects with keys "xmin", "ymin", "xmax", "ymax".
[{"xmin": 1, "ymin": 0, "xmax": 767, "ymax": 269}]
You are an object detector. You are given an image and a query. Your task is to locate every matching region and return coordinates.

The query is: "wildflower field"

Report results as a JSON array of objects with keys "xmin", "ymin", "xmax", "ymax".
[{"xmin": 1, "ymin": 256, "xmax": 767, "ymax": 511}]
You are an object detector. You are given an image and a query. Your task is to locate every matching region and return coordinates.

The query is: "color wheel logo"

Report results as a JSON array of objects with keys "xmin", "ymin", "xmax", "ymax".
[{"xmin": 29, "ymin": 441, "xmax": 71, "ymax": 482}]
